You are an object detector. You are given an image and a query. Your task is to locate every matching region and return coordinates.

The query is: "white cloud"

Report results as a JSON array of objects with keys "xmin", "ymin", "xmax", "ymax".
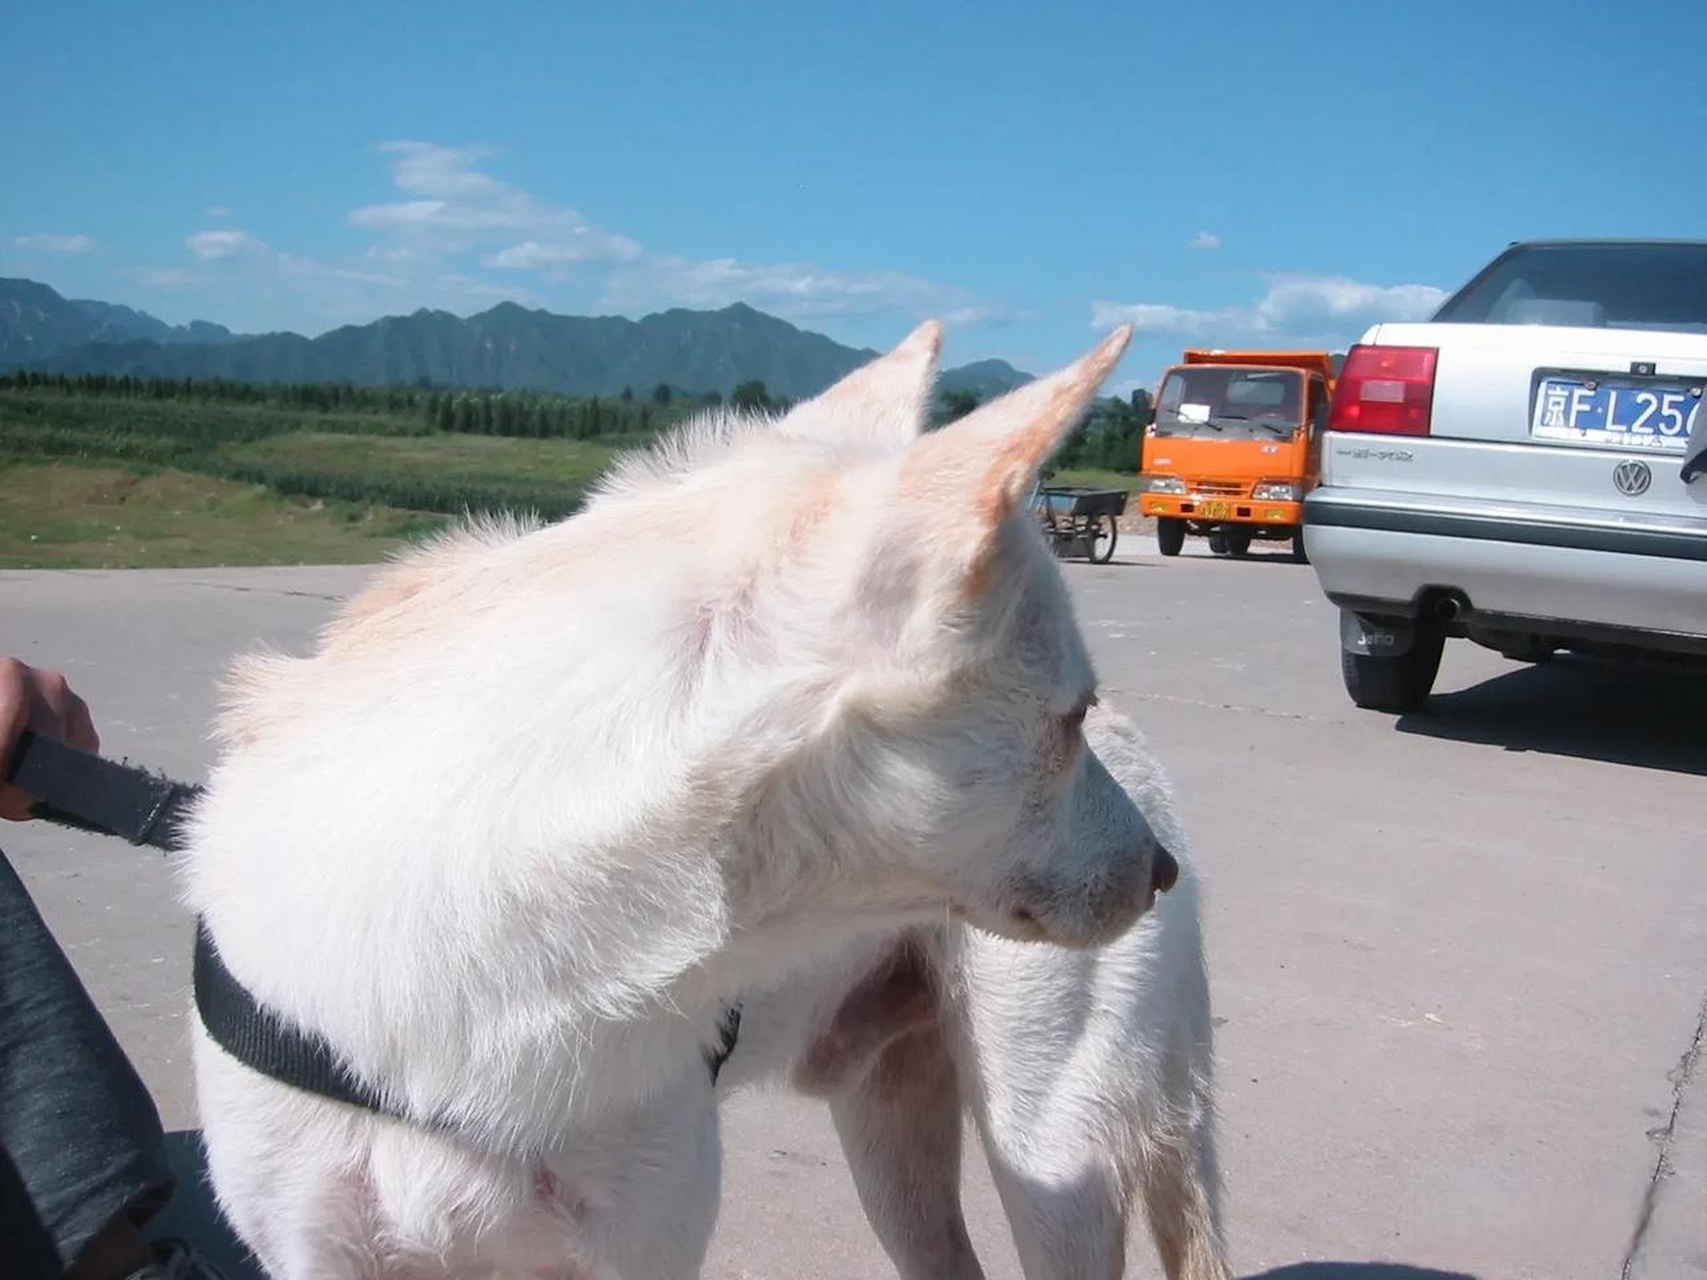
[
  {"xmin": 1188, "ymin": 231, "xmax": 1221, "ymax": 251},
  {"xmin": 350, "ymin": 140, "xmax": 995, "ymax": 323},
  {"xmin": 128, "ymin": 140, "xmax": 999, "ymax": 336},
  {"xmin": 483, "ymin": 236, "xmax": 642, "ymax": 270},
  {"xmin": 11, "ymin": 232, "xmax": 99, "ymax": 255},
  {"xmin": 1094, "ymin": 274, "xmax": 1447, "ymax": 344},
  {"xmin": 206, "ymin": 205, "xmax": 234, "ymax": 219},
  {"xmin": 350, "ymin": 141, "xmax": 641, "ymax": 266},
  {"xmin": 1091, "ymin": 301, "xmax": 1224, "ymax": 338},
  {"xmin": 134, "ymin": 267, "xmax": 205, "ymax": 289},
  {"xmin": 187, "ymin": 229, "xmax": 268, "ymax": 261},
  {"xmin": 1253, "ymin": 276, "xmax": 1446, "ymax": 327},
  {"xmin": 941, "ymin": 302, "xmax": 1019, "ymax": 327},
  {"xmin": 598, "ymin": 253, "xmax": 984, "ymax": 322}
]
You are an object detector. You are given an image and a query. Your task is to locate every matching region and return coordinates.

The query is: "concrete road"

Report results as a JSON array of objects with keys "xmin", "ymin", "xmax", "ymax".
[{"xmin": 3, "ymin": 540, "xmax": 1703, "ymax": 1280}]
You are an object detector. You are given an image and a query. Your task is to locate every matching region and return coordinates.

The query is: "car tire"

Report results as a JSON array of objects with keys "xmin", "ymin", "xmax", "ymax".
[
  {"xmin": 1340, "ymin": 629, "xmax": 1445, "ymax": 713},
  {"xmin": 1290, "ymin": 528, "xmax": 1309, "ymax": 564},
  {"xmin": 1157, "ymin": 518, "xmax": 1185, "ymax": 557}
]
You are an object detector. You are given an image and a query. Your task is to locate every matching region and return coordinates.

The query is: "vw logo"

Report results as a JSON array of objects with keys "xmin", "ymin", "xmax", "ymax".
[{"xmin": 1612, "ymin": 459, "xmax": 1652, "ymax": 497}]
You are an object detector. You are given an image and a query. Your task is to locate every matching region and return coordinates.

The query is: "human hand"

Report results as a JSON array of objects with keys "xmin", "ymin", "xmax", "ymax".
[{"xmin": 0, "ymin": 656, "xmax": 100, "ymax": 821}]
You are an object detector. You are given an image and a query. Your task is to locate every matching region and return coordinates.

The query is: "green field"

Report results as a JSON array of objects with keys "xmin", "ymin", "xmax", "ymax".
[
  {"xmin": 0, "ymin": 461, "xmax": 441, "ymax": 569},
  {"xmin": 0, "ymin": 376, "xmax": 1141, "ymax": 568},
  {"xmin": 0, "ymin": 381, "xmax": 639, "ymax": 567}
]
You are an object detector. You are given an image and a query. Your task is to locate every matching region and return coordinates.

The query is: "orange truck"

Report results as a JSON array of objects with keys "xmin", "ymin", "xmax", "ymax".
[{"xmin": 1137, "ymin": 349, "xmax": 1335, "ymax": 561}]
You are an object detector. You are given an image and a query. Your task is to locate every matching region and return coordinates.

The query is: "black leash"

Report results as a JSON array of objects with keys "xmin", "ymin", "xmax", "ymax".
[
  {"xmin": 9, "ymin": 729, "xmax": 202, "ymax": 853},
  {"xmin": 5, "ymin": 733, "xmax": 742, "ymax": 1128}
]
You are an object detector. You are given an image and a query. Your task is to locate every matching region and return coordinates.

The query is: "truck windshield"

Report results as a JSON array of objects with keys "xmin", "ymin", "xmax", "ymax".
[{"xmin": 1153, "ymin": 367, "xmax": 1303, "ymax": 439}]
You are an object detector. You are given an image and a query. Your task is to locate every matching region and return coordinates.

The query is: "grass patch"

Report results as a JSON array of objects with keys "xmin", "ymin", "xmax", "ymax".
[
  {"xmin": 213, "ymin": 431, "xmax": 617, "ymax": 487},
  {"xmin": 0, "ymin": 460, "xmax": 442, "ymax": 569},
  {"xmin": 0, "ymin": 385, "xmax": 650, "ymax": 567},
  {"xmin": 204, "ymin": 431, "xmax": 617, "ymax": 519}
]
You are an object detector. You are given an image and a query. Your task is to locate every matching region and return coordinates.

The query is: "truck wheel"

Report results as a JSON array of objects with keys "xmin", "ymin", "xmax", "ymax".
[
  {"xmin": 1156, "ymin": 519, "xmax": 1185, "ymax": 557},
  {"xmin": 1208, "ymin": 531, "xmax": 1228, "ymax": 555},
  {"xmin": 1290, "ymin": 528, "xmax": 1309, "ymax": 564},
  {"xmin": 1225, "ymin": 529, "xmax": 1252, "ymax": 557},
  {"xmin": 1340, "ymin": 630, "xmax": 1445, "ymax": 713}
]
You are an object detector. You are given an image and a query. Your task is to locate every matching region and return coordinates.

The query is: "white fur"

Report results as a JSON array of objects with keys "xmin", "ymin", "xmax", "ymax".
[
  {"xmin": 179, "ymin": 320, "xmax": 1183, "ymax": 1278},
  {"xmin": 724, "ymin": 706, "xmax": 1232, "ymax": 1280}
]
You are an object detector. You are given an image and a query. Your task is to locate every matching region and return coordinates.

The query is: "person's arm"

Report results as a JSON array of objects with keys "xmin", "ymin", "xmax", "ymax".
[{"xmin": 0, "ymin": 657, "xmax": 100, "ymax": 822}]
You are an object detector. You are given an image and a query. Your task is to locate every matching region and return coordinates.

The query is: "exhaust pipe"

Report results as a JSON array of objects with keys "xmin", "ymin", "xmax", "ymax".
[{"xmin": 1433, "ymin": 595, "xmax": 1466, "ymax": 624}]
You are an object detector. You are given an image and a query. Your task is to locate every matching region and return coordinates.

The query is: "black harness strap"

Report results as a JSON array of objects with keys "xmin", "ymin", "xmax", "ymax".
[
  {"xmin": 6, "ymin": 732, "xmax": 742, "ymax": 1114},
  {"xmin": 191, "ymin": 921, "xmax": 416, "ymax": 1121},
  {"xmin": 9, "ymin": 731, "xmax": 409, "ymax": 1120}
]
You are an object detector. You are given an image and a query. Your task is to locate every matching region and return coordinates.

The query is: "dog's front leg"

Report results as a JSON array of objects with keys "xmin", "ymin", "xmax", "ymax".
[
  {"xmin": 564, "ymin": 1075, "xmax": 725, "ymax": 1280},
  {"xmin": 829, "ymin": 1018, "xmax": 984, "ymax": 1280}
]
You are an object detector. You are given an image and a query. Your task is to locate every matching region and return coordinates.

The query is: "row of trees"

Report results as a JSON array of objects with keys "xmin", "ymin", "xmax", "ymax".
[
  {"xmin": 0, "ymin": 370, "xmax": 435, "ymax": 415},
  {"xmin": 930, "ymin": 386, "xmax": 1154, "ymax": 473},
  {"xmin": 1, "ymin": 369, "xmax": 1156, "ymax": 471},
  {"xmin": 0, "ymin": 372, "xmax": 729, "ymax": 441}
]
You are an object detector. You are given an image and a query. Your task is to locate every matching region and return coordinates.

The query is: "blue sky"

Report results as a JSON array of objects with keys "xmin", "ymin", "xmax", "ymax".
[{"xmin": 5, "ymin": 0, "xmax": 1702, "ymax": 389}]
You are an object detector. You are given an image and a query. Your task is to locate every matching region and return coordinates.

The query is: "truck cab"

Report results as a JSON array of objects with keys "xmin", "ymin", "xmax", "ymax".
[{"xmin": 1138, "ymin": 349, "xmax": 1335, "ymax": 561}]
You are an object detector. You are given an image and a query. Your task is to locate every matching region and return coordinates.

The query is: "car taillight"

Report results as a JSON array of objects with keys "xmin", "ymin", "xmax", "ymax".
[{"xmin": 1328, "ymin": 344, "xmax": 1437, "ymax": 436}]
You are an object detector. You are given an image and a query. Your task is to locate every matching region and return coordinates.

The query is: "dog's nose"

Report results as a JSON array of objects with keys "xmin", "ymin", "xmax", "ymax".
[{"xmin": 1151, "ymin": 846, "xmax": 1179, "ymax": 895}]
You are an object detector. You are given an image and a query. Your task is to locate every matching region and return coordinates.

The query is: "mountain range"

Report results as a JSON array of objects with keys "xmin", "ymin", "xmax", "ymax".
[{"xmin": 0, "ymin": 278, "xmax": 1030, "ymax": 401}]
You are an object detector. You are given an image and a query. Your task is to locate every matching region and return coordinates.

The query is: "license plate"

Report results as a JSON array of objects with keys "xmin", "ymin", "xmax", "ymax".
[
  {"xmin": 1197, "ymin": 500, "xmax": 1232, "ymax": 519},
  {"xmin": 1531, "ymin": 376, "xmax": 1701, "ymax": 451}
]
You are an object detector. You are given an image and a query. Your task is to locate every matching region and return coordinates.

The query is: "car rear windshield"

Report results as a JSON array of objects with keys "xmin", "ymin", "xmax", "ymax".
[
  {"xmin": 1433, "ymin": 242, "xmax": 1707, "ymax": 333},
  {"xmin": 1153, "ymin": 366, "xmax": 1302, "ymax": 438}
]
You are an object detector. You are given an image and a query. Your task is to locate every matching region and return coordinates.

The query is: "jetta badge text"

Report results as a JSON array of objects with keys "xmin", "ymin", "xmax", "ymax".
[{"xmin": 1612, "ymin": 459, "xmax": 1652, "ymax": 497}]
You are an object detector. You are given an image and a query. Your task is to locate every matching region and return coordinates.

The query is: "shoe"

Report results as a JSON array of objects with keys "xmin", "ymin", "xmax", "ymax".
[{"xmin": 123, "ymin": 1238, "xmax": 228, "ymax": 1280}]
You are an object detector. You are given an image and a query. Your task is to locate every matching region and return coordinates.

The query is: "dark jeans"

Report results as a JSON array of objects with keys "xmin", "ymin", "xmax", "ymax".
[{"xmin": 0, "ymin": 846, "xmax": 174, "ymax": 1278}]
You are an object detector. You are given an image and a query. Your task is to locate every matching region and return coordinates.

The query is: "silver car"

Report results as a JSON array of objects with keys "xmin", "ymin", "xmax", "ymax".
[{"xmin": 1303, "ymin": 239, "xmax": 1707, "ymax": 712}]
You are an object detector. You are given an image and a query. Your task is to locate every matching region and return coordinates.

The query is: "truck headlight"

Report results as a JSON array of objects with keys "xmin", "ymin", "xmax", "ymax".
[
  {"xmin": 1142, "ymin": 475, "xmax": 1187, "ymax": 495},
  {"xmin": 1251, "ymin": 481, "xmax": 1302, "ymax": 502}
]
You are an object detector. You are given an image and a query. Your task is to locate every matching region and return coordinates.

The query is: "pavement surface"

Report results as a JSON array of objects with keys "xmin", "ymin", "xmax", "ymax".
[{"xmin": 2, "ymin": 537, "xmax": 1704, "ymax": 1280}]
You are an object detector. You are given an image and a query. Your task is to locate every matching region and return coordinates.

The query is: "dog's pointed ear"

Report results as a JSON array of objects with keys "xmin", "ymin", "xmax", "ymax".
[
  {"xmin": 903, "ymin": 326, "xmax": 1132, "ymax": 575},
  {"xmin": 778, "ymin": 319, "xmax": 943, "ymax": 451}
]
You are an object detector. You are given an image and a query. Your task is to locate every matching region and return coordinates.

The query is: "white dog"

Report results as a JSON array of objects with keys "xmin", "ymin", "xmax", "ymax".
[
  {"xmin": 179, "ymin": 319, "xmax": 1182, "ymax": 1278},
  {"xmin": 725, "ymin": 705, "xmax": 1231, "ymax": 1280}
]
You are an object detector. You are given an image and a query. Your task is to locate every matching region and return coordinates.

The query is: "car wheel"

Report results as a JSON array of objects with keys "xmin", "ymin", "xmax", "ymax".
[
  {"xmin": 1156, "ymin": 518, "xmax": 1185, "ymax": 557},
  {"xmin": 1340, "ymin": 629, "xmax": 1445, "ymax": 713},
  {"xmin": 1290, "ymin": 528, "xmax": 1309, "ymax": 564}
]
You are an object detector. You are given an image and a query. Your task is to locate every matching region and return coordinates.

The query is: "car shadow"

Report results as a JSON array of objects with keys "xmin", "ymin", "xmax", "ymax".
[
  {"xmin": 1176, "ymin": 544, "xmax": 1308, "ymax": 565},
  {"xmin": 1397, "ymin": 655, "xmax": 1707, "ymax": 777},
  {"xmin": 1247, "ymin": 1266, "xmax": 1477, "ymax": 1280}
]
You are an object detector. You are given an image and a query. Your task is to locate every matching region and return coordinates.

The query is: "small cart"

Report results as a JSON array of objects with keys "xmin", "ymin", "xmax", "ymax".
[{"xmin": 1029, "ymin": 484, "xmax": 1126, "ymax": 563}]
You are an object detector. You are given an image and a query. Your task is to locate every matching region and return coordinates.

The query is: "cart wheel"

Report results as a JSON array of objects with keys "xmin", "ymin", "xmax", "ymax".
[{"xmin": 1089, "ymin": 515, "xmax": 1118, "ymax": 563}]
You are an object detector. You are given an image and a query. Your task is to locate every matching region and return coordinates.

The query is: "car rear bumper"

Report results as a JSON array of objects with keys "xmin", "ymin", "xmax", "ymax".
[{"xmin": 1303, "ymin": 489, "xmax": 1707, "ymax": 643}]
